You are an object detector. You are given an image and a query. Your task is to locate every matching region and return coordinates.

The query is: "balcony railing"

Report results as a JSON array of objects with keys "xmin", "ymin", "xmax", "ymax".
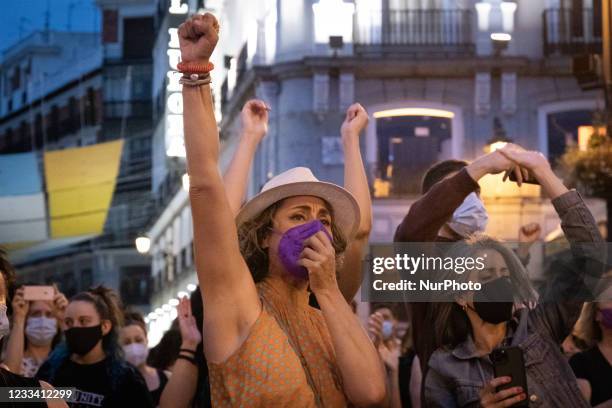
[
  {"xmin": 543, "ymin": 8, "xmax": 602, "ymax": 56},
  {"xmin": 354, "ymin": 9, "xmax": 474, "ymax": 53}
]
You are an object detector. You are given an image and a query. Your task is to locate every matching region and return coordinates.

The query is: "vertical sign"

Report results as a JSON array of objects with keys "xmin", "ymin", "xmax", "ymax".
[{"xmin": 166, "ymin": 0, "xmax": 188, "ymax": 157}]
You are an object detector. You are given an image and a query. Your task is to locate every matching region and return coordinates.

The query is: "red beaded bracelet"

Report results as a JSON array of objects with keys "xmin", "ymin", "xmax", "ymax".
[{"xmin": 177, "ymin": 61, "xmax": 215, "ymax": 74}]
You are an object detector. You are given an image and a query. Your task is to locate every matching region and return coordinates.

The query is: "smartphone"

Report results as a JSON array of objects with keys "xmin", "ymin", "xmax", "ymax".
[
  {"xmin": 490, "ymin": 347, "xmax": 528, "ymax": 407},
  {"xmin": 23, "ymin": 286, "xmax": 54, "ymax": 301},
  {"xmin": 508, "ymin": 170, "xmax": 539, "ymax": 185}
]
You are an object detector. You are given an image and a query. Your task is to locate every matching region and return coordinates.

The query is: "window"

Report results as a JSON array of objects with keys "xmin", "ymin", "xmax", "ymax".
[
  {"xmin": 85, "ymin": 88, "xmax": 97, "ymax": 125},
  {"xmin": 123, "ymin": 17, "xmax": 154, "ymax": 59},
  {"xmin": 10, "ymin": 68, "xmax": 20, "ymax": 91},
  {"xmin": 55, "ymin": 271, "xmax": 77, "ymax": 298},
  {"xmin": 129, "ymin": 136, "xmax": 151, "ymax": 161},
  {"xmin": 34, "ymin": 113, "xmax": 43, "ymax": 149},
  {"xmin": 181, "ymin": 247, "xmax": 188, "ymax": 271},
  {"xmin": 120, "ymin": 266, "xmax": 151, "ymax": 305},
  {"xmin": 103, "ymin": 10, "xmax": 119, "ymax": 43},
  {"xmin": 4, "ymin": 128, "xmax": 14, "ymax": 152},
  {"xmin": 547, "ymin": 109, "xmax": 595, "ymax": 164},
  {"xmin": 374, "ymin": 112, "xmax": 452, "ymax": 197},
  {"xmin": 81, "ymin": 268, "xmax": 93, "ymax": 291},
  {"xmin": 69, "ymin": 96, "xmax": 80, "ymax": 132},
  {"xmin": 49, "ymin": 105, "xmax": 60, "ymax": 142}
]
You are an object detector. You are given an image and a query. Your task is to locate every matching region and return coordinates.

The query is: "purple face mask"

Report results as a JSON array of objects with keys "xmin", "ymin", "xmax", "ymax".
[
  {"xmin": 600, "ymin": 308, "xmax": 612, "ymax": 329},
  {"xmin": 277, "ymin": 220, "xmax": 332, "ymax": 280}
]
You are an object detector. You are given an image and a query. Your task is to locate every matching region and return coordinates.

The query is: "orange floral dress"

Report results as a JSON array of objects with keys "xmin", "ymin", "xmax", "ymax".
[{"xmin": 207, "ymin": 279, "xmax": 347, "ymax": 407}]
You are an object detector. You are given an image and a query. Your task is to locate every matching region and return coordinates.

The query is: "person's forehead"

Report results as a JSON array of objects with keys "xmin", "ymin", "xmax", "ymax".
[
  {"xmin": 121, "ymin": 324, "xmax": 145, "ymax": 337},
  {"xmin": 66, "ymin": 300, "xmax": 97, "ymax": 314},
  {"xmin": 282, "ymin": 196, "xmax": 328, "ymax": 210},
  {"xmin": 477, "ymin": 248, "xmax": 505, "ymax": 262}
]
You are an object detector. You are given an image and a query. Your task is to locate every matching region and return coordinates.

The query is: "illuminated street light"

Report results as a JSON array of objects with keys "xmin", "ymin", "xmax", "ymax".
[
  {"xmin": 490, "ymin": 32, "xmax": 511, "ymax": 42},
  {"xmin": 169, "ymin": 298, "xmax": 180, "ymax": 307},
  {"xmin": 491, "ymin": 32, "xmax": 511, "ymax": 56},
  {"xmin": 187, "ymin": 283, "xmax": 197, "ymax": 292},
  {"xmin": 135, "ymin": 236, "xmax": 151, "ymax": 254}
]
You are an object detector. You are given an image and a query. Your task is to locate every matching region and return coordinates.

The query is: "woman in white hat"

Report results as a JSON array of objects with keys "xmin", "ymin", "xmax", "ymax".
[
  {"xmin": 178, "ymin": 12, "xmax": 386, "ymax": 407},
  {"xmin": 223, "ymin": 98, "xmax": 373, "ymax": 303}
]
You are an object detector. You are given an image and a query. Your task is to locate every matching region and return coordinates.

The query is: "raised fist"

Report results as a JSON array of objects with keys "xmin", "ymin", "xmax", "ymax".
[
  {"xmin": 178, "ymin": 13, "xmax": 219, "ymax": 64},
  {"xmin": 519, "ymin": 222, "xmax": 541, "ymax": 244},
  {"xmin": 341, "ymin": 103, "xmax": 369, "ymax": 139},
  {"xmin": 241, "ymin": 99, "xmax": 269, "ymax": 143}
]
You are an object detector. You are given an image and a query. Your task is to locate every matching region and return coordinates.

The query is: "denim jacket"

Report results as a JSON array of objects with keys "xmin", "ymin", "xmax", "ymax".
[{"xmin": 424, "ymin": 191, "xmax": 606, "ymax": 408}]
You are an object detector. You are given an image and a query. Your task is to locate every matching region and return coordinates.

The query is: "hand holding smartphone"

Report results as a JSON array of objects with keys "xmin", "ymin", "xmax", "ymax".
[
  {"xmin": 488, "ymin": 347, "xmax": 529, "ymax": 407},
  {"xmin": 22, "ymin": 285, "xmax": 55, "ymax": 301}
]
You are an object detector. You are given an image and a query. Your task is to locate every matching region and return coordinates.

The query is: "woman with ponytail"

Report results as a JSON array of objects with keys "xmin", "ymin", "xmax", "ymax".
[{"xmin": 37, "ymin": 286, "xmax": 153, "ymax": 407}]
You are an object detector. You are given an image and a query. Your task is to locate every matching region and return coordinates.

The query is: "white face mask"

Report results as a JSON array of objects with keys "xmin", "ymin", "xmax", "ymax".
[
  {"xmin": 447, "ymin": 192, "xmax": 488, "ymax": 238},
  {"xmin": 0, "ymin": 304, "xmax": 10, "ymax": 340},
  {"xmin": 123, "ymin": 342, "xmax": 149, "ymax": 367},
  {"xmin": 25, "ymin": 316, "xmax": 57, "ymax": 346},
  {"xmin": 381, "ymin": 320, "xmax": 394, "ymax": 340}
]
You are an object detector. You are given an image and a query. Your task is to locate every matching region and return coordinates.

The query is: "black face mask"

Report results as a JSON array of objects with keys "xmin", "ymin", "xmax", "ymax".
[
  {"xmin": 65, "ymin": 325, "xmax": 103, "ymax": 356},
  {"xmin": 470, "ymin": 277, "xmax": 514, "ymax": 325}
]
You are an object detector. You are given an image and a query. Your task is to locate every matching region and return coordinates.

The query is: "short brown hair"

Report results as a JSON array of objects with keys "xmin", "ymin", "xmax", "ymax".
[
  {"xmin": 421, "ymin": 160, "xmax": 468, "ymax": 193},
  {"xmin": 124, "ymin": 310, "xmax": 147, "ymax": 335}
]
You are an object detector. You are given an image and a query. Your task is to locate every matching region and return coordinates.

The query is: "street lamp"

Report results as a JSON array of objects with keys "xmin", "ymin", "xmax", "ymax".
[
  {"xmin": 135, "ymin": 236, "xmax": 151, "ymax": 254},
  {"xmin": 490, "ymin": 32, "xmax": 511, "ymax": 55}
]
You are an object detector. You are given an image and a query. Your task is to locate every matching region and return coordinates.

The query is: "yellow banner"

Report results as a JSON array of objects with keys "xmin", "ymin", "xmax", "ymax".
[
  {"xmin": 47, "ymin": 183, "xmax": 115, "ymax": 217},
  {"xmin": 44, "ymin": 140, "xmax": 124, "ymax": 238},
  {"xmin": 44, "ymin": 140, "xmax": 124, "ymax": 192},
  {"xmin": 50, "ymin": 212, "xmax": 108, "ymax": 239}
]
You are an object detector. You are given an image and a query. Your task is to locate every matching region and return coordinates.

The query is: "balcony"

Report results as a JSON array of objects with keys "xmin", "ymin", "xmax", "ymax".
[
  {"xmin": 353, "ymin": 9, "xmax": 474, "ymax": 55},
  {"xmin": 543, "ymin": 8, "xmax": 602, "ymax": 56}
]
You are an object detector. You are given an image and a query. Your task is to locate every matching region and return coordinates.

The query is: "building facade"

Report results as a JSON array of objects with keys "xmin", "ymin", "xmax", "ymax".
[
  {"xmin": 0, "ymin": 0, "xmax": 158, "ymax": 308},
  {"xmin": 144, "ymin": 0, "xmax": 608, "ymax": 339}
]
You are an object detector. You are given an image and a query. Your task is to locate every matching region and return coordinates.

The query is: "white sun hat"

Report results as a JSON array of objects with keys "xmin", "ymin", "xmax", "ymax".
[{"xmin": 236, "ymin": 167, "xmax": 360, "ymax": 239}]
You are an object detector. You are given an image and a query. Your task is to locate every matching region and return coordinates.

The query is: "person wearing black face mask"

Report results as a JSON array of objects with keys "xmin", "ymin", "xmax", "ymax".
[
  {"xmin": 36, "ymin": 287, "xmax": 153, "ymax": 408},
  {"xmin": 423, "ymin": 148, "xmax": 606, "ymax": 408}
]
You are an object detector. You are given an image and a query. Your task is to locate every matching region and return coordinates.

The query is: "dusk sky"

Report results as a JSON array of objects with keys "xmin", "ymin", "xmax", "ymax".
[{"xmin": 0, "ymin": 0, "xmax": 100, "ymax": 53}]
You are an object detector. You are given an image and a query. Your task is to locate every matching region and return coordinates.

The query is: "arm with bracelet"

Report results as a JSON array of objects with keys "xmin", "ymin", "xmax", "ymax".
[{"xmin": 159, "ymin": 297, "xmax": 202, "ymax": 408}]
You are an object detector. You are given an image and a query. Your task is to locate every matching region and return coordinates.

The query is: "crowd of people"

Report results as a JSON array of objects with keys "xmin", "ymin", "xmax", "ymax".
[{"xmin": 0, "ymin": 12, "xmax": 610, "ymax": 408}]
